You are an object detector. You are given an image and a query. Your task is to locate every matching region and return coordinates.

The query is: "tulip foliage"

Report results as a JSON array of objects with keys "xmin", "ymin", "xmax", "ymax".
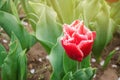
[
  {"xmin": 0, "ymin": 33, "xmax": 27, "ymax": 80},
  {"xmin": 0, "ymin": 1, "xmax": 35, "ymax": 80},
  {"xmin": 23, "ymin": 0, "xmax": 117, "ymax": 60},
  {"xmin": 23, "ymin": 0, "xmax": 96, "ymax": 80},
  {"xmin": 0, "ymin": 0, "xmax": 120, "ymax": 80},
  {"xmin": 23, "ymin": 0, "xmax": 119, "ymax": 80}
]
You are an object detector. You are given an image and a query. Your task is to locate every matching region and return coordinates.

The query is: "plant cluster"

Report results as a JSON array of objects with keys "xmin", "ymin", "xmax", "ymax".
[{"xmin": 0, "ymin": 0, "xmax": 120, "ymax": 80}]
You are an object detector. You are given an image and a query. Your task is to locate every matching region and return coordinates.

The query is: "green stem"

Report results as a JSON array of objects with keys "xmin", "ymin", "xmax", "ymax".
[{"xmin": 77, "ymin": 62, "xmax": 81, "ymax": 71}]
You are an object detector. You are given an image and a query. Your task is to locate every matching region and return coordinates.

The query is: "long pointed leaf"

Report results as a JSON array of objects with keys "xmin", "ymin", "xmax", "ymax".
[
  {"xmin": 18, "ymin": 50, "xmax": 27, "ymax": 80},
  {"xmin": 0, "ymin": 44, "xmax": 7, "ymax": 67},
  {"xmin": 63, "ymin": 53, "xmax": 77, "ymax": 73},
  {"xmin": 48, "ymin": 39, "xmax": 65, "ymax": 80},
  {"xmin": 29, "ymin": 2, "xmax": 62, "ymax": 52},
  {"xmin": 46, "ymin": 0, "xmax": 74, "ymax": 24},
  {"xmin": 1, "ymin": 35, "xmax": 22, "ymax": 80},
  {"xmin": 1, "ymin": 33, "xmax": 27, "ymax": 80},
  {"xmin": 73, "ymin": 67, "xmax": 96, "ymax": 80},
  {"xmin": 0, "ymin": 11, "xmax": 36, "ymax": 49}
]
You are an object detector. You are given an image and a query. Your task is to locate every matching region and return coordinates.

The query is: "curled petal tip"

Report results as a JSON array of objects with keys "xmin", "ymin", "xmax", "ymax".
[{"xmin": 71, "ymin": 20, "xmax": 80, "ymax": 27}]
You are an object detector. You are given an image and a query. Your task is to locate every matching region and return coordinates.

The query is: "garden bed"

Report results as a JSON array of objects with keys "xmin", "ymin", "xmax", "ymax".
[
  {"xmin": 0, "ymin": 28, "xmax": 120, "ymax": 80},
  {"xmin": 0, "ymin": 0, "xmax": 120, "ymax": 80}
]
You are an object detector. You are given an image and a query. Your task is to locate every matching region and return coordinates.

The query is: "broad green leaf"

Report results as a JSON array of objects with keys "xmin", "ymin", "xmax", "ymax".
[
  {"xmin": 89, "ymin": 0, "xmax": 114, "ymax": 60},
  {"xmin": 1, "ymin": 33, "xmax": 27, "ymax": 80},
  {"xmin": 62, "ymin": 72, "xmax": 73, "ymax": 80},
  {"xmin": 68, "ymin": 55, "xmax": 91, "ymax": 71},
  {"xmin": 18, "ymin": 50, "xmax": 27, "ymax": 80},
  {"xmin": 0, "ymin": 0, "xmax": 6, "ymax": 9},
  {"xmin": 0, "ymin": 0, "xmax": 11, "ymax": 12},
  {"xmin": 10, "ymin": 0, "xmax": 20, "ymax": 21},
  {"xmin": 0, "ymin": 0, "xmax": 20, "ymax": 21},
  {"xmin": 81, "ymin": 55, "xmax": 91, "ymax": 68},
  {"xmin": 53, "ymin": 0, "xmax": 74, "ymax": 23},
  {"xmin": 73, "ymin": 67, "xmax": 96, "ymax": 80},
  {"xmin": 1, "ymin": 35, "xmax": 22, "ymax": 80},
  {"xmin": 9, "ymin": 32, "xmax": 22, "ymax": 53},
  {"xmin": 20, "ymin": 0, "xmax": 39, "ymax": 30},
  {"xmin": 103, "ymin": 50, "xmax": 116, "ymax": 68},
  {"xmin": 0, "ymin": 11, "xmax": 36, "ymax": 50},
  {"xmin": 0, "ymin": 44, "xmax": 7, "ymax": 67},
  {"xmin": 1, "ymin": 42, "xmax": 18, "ymax": 80},
  {"xmin": 28, "ymin": 2, "xmax": 46, "ymax": 17},
  {"xmin": 14, "ymin": 0, "xmax": 20, "ymax": 6},
  {"xmin": 110, "ymin": 1, "xmax": 120, "ymax": 26},
  {"xmin": 29, "ymin": 2, "xmax": 62, "ymax": 52},
  {"xmin": 74, "ymin": 0, "xmax": 83, "ymax": 20},
  {"xmin": 46, "ymin": 0, "xmax": 74, "ymax": 24},
  {"xmin": 63, "ymin": 53, "xmax": 77, "ymax": 73},
  {"xmin": 82, "ymin": 0, "xmax": 101, "ymax": 26},
  {"xmin": 106, "ymin": 18, "xmax": 115, "ymax": 44},
  {"xmin": 48, "ymin": 39, "xmax": 65, "ymax": 80},
  {"xmin": 63, "ymin": 67, "xmax": 96, "ymax": 80}
]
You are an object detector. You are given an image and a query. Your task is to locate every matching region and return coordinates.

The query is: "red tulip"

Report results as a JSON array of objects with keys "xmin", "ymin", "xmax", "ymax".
[{"xmin": 61, "ymin": 20, "xmax": 96, "ymax": 62}]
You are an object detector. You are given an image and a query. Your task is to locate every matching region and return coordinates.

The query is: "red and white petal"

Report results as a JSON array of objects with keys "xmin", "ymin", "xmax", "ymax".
[
  {"xmin": 72, "ymin": 33, "xmax": 87, "ymax": 45},
  {"xmin": 75, "ymin": 20, "xmax": 84, "ymax": 29},
  {"xmin": 86, "ymin": 32, "xmax": 93, "ymax": 40},
  {"xmin": 61, "ymin": 42, "xmax": 84, "ymax": 62},
  {"xmin": 63, "ymin": 24, "xmax": 75, "ymax": 37},
  {"xmin": 86, "ymin": 31, "xmax": 96, "ymax": 41},
  {"xmin": 70, "ymin": 20, "xmax": 80, "ymax": 27},
  {"xmin": 78, "ymin": 24, "xmax": 90, "ymax": 35},
  {"xmin": 78, "ymin": 40, "xmax": 93, "ymax": 58}
]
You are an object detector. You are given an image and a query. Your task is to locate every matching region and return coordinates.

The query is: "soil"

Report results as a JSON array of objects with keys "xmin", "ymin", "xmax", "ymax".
[
  {"xmin": 0, "ymin": 27, "xmax": 120, "ymax": 80},
  {"xmin": 27, "ymin": 43, "xmax": 52, "ymax": 80},
  {"xmin": 93, "ymin": 32, "xmax": 120, "ymax": 80}
]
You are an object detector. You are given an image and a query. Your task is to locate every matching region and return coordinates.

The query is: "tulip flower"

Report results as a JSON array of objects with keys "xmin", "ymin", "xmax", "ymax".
[{"xmin": 61, "ymin": 20, "xmax": 96, "ymax": 62}]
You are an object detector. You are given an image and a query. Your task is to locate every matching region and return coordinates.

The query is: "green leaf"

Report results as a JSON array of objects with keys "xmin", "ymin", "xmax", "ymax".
[
  {"xmin": 64, "ymin": 54, "xmax": 91, "ymax": 70},
  {"xmin": 9, "ymin": 32, "xmax": 22, "ymax": 53},
  {"xmin": 0, "ymin": 0, "xmax": 11, "ymax": 12},
  {"xmin": 90, "ymin": 0, "xmax": 114, "ymax": 60},
  {"xmin": 82, "ymin": 0, "xmax": 101, "ymax": 26},
  {"xmin": 74, "ymin": 0, "xmax": 83, "ymax": 20},
  {"xmin": 20, "ymin": 0, "xmax": 39, "ymax": 30},
  {"xmin": 18, "ymin": 50, "xmax": 27, "ymax": 80},
  {"xmin": 14, "ymin": 0, "xmax": 20, "ymax": 7},
  {"xmin": 46, "ymin": 0, "xmax": 74, "ymax": 23},
  {"xmin": 62, "ymin": 72, "xmax": 73, "ymax": 80},
  {"xmin": 10, "ymin": 0, "xmax": 20, "ymax": 21},
  {"xmin": 63, "ymin": 53, "xmax": 77, "ymax": 73},
  {"xmin": 1, "ymin": 35, "xmax": 22, "ymax": 80},
  {"xmin": 48, "ymin": 38, "xmax": 65, "ymax": 80},
  {"xmin": 0, "ymin": 11, "xmax": 36, "ymax": 50},
  {"xmin": 103, "ymin": 50, "xmax": 116, "ymax": 68},
  {"xmin": 81, "ymin": 55, "xmax": 91, "ymax": 68},
  {"xmin": 0, "ymin": 44, "xmax": 7, "ymax": 67},
  {"xmin": 62, "ymin": 67, "xmax": 96, "ymax": 80},
  {"xmin": 110, "ymin": 1, "xmax": 120, "ymax": 26},
  {"xmin": 1, "ymin": 33, "xmax": 27, "ymax": 80},
  {"xmin": 73, "ymin": 67, "xmax": 96, "ymax": 80},
  {"xmin": 0, "ymin": 0, "xmax": 6, "ymax": 9},
  {"xmin": 29, "ymin": 2, "xmax": 62, "ymax": 52},
  {"xmin": 63, "ymin": 54, "xmax": 91, "ymax": 73}
]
